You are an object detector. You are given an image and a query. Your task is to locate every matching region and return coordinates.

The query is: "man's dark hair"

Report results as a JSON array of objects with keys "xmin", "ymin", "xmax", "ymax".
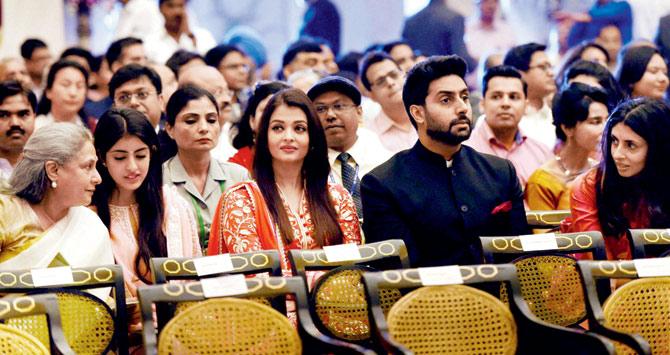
[
  {"xmin": 109, "ymin": 64, "xmax": 163, "ymax": 99},
  {"xmin": 204, "ymin": 45, "xmax": 245, "ymax": 69},
  {"xmin": 403, "ymin": 55, "xmax": 468, "ymax": 128},
  {"xmin": 60, "ymin": 47, "xmax": 95, "ymax": 70},
  {"xmin": 382, "ymin": 40, "xmax": 412, "ymax": 55},
  {"xmin": 359, "ymin": 51, "xmax": 398, "ymax": 91},
  {"xmin": 482, "ymin": 65, "xmax": 528, "ymax": 97},
  {"xmin": 105, "ymin": 37, "xmax": 143, "ymax": 67},
  {"xmin": 281, "ymin": 40, "xmax": 322, "ymax": 68},
  {"xmin": 564, "ymin": 59, "xmax": 624, "ymax": 110},
  {"xmin": 20, "ymin": 39, "xmax": 47, "ymax": 60},
  {"xmin": 166, "ymin": 50, "xmax": 204, "ymax": 77},
  {"xmin": 503, "ymin": 43, "xmax": 547, "ymax": 72},
  {"xmin": 0, "ymin": 80, "xmax": 37, "ymax": 112},
  {"xmin": 336, "ymin": 51, "xmax": 363, "ymax": 75}
]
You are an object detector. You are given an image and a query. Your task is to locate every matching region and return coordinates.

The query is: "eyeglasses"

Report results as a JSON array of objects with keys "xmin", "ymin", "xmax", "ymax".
[
  {"xmin": 314, "ymin": 103, "xmax": 357, "ymax": 116},
  {"xmin": 528, "ymin": 62, "xmax": 553, "ymax": 72},
  {"xmin": 115, "ymin": 90, "xmax": 155, "ymax": 105},
  {"xmin": 221, "ymin": 63, "xmax": 250, "ymax": 72},
  {"xmin": 372, "ymin": 69, "xmax": 403, "ymax": 88}
]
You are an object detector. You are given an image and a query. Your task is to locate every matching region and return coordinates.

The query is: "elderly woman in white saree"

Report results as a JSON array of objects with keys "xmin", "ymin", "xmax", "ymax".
[{"xmin": 0, "ymin": 123, "xmax": 114, "ymax": 284}]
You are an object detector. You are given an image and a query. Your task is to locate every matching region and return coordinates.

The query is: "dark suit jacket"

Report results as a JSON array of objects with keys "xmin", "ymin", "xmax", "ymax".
[
  {"xmin": 402, "ymin": 2, "xmax": 475, "ymax": 72},
  {"xmin": 361, "ymin": 142, "xmax": 528, "ymax": 267},
  {"xmin": 656, "ymin": 15, "xmax": 670, "ymax": 67}
]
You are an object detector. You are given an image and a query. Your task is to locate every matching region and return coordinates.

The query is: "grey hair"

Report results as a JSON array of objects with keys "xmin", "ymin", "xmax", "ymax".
[{"xmin": 10, "ymin": 123, "xmax": 92, "ymax": 204}]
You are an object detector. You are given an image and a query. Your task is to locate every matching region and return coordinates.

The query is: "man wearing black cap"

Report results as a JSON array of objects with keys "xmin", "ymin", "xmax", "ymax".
[{"xmin": 307, "ymin": 76, "xmax": 390, "ymax": 219}]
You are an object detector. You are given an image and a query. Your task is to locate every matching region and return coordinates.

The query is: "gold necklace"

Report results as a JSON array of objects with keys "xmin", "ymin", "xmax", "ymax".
[{"xmin": 555, "ymin": 155, "xmax": 594, "ymax": 178}]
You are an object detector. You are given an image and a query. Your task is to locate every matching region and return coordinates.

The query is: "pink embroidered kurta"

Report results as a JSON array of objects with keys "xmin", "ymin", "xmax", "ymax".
[{"xmin": 109, "ymin": 185, "xmax": 201, "ymax": 330}]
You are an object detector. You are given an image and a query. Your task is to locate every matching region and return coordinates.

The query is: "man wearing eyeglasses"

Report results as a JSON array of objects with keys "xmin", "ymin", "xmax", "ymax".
[
  {"xmin": 360, "ymin": 51, "xmax": 418, "ymax": 153},
  {"xmin": 307, "ymin": 76, "xmax": 390, "ymax": 219},
  {"xmin": 204, "ymin": 45, "xmax": 251, "ymax": 109},
  {"xmin": 110, "ymin": 64, "xmax": 165, "ymax": 131},
  {"xmin": 109, "ymin": 64, "xmax": 175, "ymax": 161},
  {"xmin": 503, "ymin": 43, "xmax": 557, "ymax": 150}
]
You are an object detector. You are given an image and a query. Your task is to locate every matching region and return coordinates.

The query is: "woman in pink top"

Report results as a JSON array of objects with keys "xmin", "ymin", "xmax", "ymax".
[{"xmin": 92, "ymin": 108, "xmax": 200, "ymax": 332}]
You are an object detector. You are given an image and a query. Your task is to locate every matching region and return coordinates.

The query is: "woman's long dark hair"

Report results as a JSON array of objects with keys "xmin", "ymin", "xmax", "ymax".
[
  {"xmin": 92, "ymin": 108, "xmax": 167, "ymax": 284},
  {"xmin": 36, "ymin": 60, "xmax": 89, "ymax": 123},
  {"xmin": 596, "ymin": 98, "xmax": 670, "ymax": 236},
  {"xmin": 231, "ymin": 81, "xmax": 290, "ymax": 149},
  {"xmin": 253, "ymin": 88, "xmax": 344, "ymax": 247}
]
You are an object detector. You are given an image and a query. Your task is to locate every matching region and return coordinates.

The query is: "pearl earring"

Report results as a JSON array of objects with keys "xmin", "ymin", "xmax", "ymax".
[{"xmin": 51, "ymin": 181, "xmax": 57, "ymax": 189}]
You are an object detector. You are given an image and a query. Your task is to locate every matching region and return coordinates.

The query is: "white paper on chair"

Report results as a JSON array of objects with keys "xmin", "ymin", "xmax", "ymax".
[
  {"xmin": 31, "ymin": 266, "xmax": 74, "ymax": 287},
  {"xmin": 193, "ymin": 254, "xmax": 234, "ymax": 276},
  {"xmin": 418, "ymin": 265, "xmax": 463, "ymax": 286},
  {"xmin": 201, "ymin": 274, "xmax": 248, "ymax": 298},
  {"xmin": 519, "ymin": 233, "xmax": 558, "ymax": 251},
  {"xmin": 323, "ymin": 243, "xmax": 362, "ymax": 262},
  {"xmin": 634, "ymin": 258, "xmax": 670, "ymax": 277}
]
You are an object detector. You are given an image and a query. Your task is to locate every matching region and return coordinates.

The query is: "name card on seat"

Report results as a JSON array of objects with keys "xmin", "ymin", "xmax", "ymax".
[
  {"xmin": 418, "ymin": 265, "xmax": 463, "ymax": 286},
  {"xmin": 519, "ymin": 233, "xmax": 558, "ymax": 251},
  {"xmin": 324, "ymin": 243, "xmax": 362, "ymax": 262},
  {"xmin": 31, "ymin": 266, "xmax": 74, "ymax": 287},
  {"xmin": 193, "ymin": 254, "xmax": 234, "ymax": 276},
  {"xmin": 201, "ymin": 274, "xmax": 248, "ymax": 298},
  {"xmin": 634, "ymin": 258, "xmax": 670, "ymax": 277}
]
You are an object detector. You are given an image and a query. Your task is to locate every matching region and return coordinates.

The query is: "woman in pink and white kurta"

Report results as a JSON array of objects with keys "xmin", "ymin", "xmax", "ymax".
[{"xmin": 92, "ymin": 109, "xmax": 201, "ymax": 334}]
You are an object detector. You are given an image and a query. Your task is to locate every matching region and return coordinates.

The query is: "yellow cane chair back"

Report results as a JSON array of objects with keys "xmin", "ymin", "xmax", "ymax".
[
  {"xmin": 387, "ymin": 284, "xmax": 517, "ymax": 354},
  {"xmin": 481, "ymin": 232, "xmax": 609, "ymax": 327},
  {"xmin": 7, "ymin": 289, "xmax": 114, "ymax": 354},
  {"xmin": 364, "ymin": 264, "xmax": 616, "ymax": 354},
  {"xmin": 150, "ymin": 250, "xmax": 282, "ymax": 331},
  {"xmin": 0, "ymin": 324, "xmax": 49, "ymax": 354},
  {"xmin": 500, "ymin": 254, "xmax": 585, "ymax": 326},
  {"xmin": 602, "ymin": 277, "xmax": 670, "ymax": 354},
  {"xmin": 576, "ymin": 260, "xmax": 660, "ymax": 354},
  {"xmin": 139, "ymin": 276, "xmax": 374, "ymax": 355},
  {"xmin": 158, "ymin": 298, "xmax": 300, "ymax": 354},
  {"xmin": 0, "ymin": 294, "xmax": 73, "ymax": 354},
  {"xmin": 289, "ymin": 240, "xmax": 409, "ymax": 344},
  {"xmin": 311, "ymin": 265, "xmax": 402, "ymax": 342}
]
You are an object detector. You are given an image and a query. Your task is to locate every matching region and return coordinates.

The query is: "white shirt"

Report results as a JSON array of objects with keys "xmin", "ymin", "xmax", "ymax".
[
  {"xmin": 519, "ymin": 102, "xmax": 556, "ymax": 151},
  {"xmin": 327, "ymin": 127, "xmax": 392, "ymax": 185},
  {"xmin": 210, "ymin": 122, "xmax": 237, "ymax": 162},
  {"xmin": 35, "ymin": 113, "xmax": 84, "ymax": 131},
  {"xmin": 145, "ymin": 26, "xmax": 217, "ymax": 64},
  {"xmin": 114, "ymin": 0, "xmax": 163, "ymax": 40}
]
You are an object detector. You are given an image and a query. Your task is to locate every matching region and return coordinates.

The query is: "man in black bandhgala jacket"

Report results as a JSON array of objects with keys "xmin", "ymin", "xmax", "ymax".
[{"xmin": 361, "ymin": 55, "xmax": 529, "ymax": 267}]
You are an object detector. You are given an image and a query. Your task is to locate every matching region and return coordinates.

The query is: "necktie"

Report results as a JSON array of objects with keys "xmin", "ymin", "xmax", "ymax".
[{"xmin": 337, "ymin": 152, "xmax": 363, "ymax": 219}]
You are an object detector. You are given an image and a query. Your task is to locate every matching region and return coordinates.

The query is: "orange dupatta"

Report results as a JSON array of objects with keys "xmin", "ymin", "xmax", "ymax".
[{"xmin": 207, "ymin": 182, "xmax": 279, "ymax": 255}]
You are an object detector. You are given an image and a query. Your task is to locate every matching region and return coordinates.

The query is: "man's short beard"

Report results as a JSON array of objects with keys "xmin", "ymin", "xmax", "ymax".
[{"xmin": 426, "ymin": 114, "xmax": 472, "ymax": 146}]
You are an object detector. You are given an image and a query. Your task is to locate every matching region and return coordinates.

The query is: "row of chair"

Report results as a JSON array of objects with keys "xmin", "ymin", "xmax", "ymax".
[{"xmin": 0, "ymin": 225, "xmax": 669, "ymax": 354}]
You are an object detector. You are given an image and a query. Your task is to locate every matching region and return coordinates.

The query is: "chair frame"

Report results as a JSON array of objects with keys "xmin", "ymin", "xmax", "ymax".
[
  {"xmin": 577, "ymin": 259, "xmax": 657, "ymax": 354},
  {"xmin": 0, "ymin": 293, "xmax": 74, "ymax": 354},
  {"xmin": 149, "ymin": 250, "xmax": 282, "ymax": 331},
  {"xmin": 363, "ymin": 264, "xmax": 616, "ymax": 355},
  {"xmin": 526, "ymin": 210, "xmax": 571, "ymax": 230},
  {"xmin": 627, "ymin": 228, "xmax": 670, "ymax": 258},
  {"xmin": 0, "ymin": 264, "xmax": 128, "ymax": 355},
  {"xmin": 289, "ymin": 239, "xmax": 410, "ymax": 278},
  {"xmin": 138, "ymin": 275, "xmax": 374, "ymax": 355},
  {"xmin": 150, "ymin": 250, "xmax": 283, "ymax": 284}
]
